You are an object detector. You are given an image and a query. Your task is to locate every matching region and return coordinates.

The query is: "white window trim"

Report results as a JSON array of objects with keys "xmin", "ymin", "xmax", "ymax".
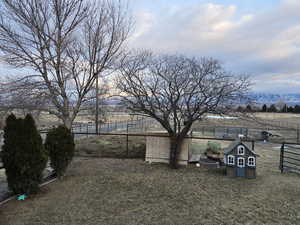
[
  {"xmin": 237, "ymin": 145, "xmax": 245, "ymax": 155},
  {"xmin": 227, "ymin": 155, "xmax": 235, "ymax": 165},
  {"xmin": 247, "ymin": 156, "xmax": 256, "ymax": 167},
  {"xmin": 237, "ymin": 157, "xmax": 245, "ymax": 168}
]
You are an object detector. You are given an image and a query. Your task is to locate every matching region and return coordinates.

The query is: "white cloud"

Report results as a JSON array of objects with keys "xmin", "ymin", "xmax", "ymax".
[
  {"xmin": 130, "ymin": 11, "xmax": 155, "ymax": 41},
  {"xmin": 129, "ymin": 0, "xmax": 300, "ymax": 93}
]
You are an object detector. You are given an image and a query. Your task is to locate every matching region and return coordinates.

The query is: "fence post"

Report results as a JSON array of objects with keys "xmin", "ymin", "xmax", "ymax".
[
  {"xmin": 280, "ymin": 142, "xmax": 285, "ymax": 173},
  {"xmin": 126, "ymin": 123, "xmax": 129, "ymax": 158},
  {"xmin": 297, "ymin": 125, "xmax": 299, "ymax": 143},
  {"xmin": 86, "ymin": 124, "xmax": 88, "ymax": 137}
]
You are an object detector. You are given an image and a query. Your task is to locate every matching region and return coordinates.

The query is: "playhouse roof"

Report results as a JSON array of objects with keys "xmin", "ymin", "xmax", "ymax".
[{"xmin": 224, "ymin": 140, "xmax": 257, "ymax": 156}]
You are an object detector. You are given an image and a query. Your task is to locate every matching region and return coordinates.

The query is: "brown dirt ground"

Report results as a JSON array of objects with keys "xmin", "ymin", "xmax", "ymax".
[{"xmin": 0, "ymin": 137, "xmax": 300, "ymax": 225}]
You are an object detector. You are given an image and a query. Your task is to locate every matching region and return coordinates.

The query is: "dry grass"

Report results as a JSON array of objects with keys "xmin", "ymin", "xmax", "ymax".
[
  {"xmin": 255, "ymin": 112, "xmax": 300, "ymax": 120},
  {"xmin": 1, "ymin": 138, "xmax": 300, "ymax": 225},
  {"xmin": 75, "ymin": 135, "xmax": 146, "ymax": 159},
  {"xmin": 193, "ymin": 113, "xmax": 300, "ymax": 129}
]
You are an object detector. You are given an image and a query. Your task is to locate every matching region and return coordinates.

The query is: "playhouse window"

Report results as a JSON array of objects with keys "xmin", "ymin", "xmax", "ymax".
[
  {"xmin": 237, "ymin": 157, "xmax": 245, "ymax": 168},
  {"xmin": 227, "ymin": 155, "xmax": 235, "ymax": 165},
  {"xmin": 237, "ymin": 145, "xmax": 245, "ymax": 155},
  {"xmin": 247, "ymin": 157, "xmax": 256, "ymax": 167}
]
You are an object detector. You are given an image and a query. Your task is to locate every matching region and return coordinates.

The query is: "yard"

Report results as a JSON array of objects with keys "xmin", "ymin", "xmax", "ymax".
[{"xmin": 0, "ymin": 136, "xmax": 300, "ymax": 225}]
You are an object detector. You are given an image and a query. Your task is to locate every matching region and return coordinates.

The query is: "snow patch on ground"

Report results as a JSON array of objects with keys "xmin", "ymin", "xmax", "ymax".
[{"xmin": 206, "ymin": 115, "xmax": 238, "ymax": 120}]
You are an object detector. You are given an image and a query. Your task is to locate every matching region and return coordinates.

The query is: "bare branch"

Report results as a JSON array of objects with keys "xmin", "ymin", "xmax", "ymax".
[{"xmin": 0, "ymin": 0, "xmax": 132, "ymax": 128}]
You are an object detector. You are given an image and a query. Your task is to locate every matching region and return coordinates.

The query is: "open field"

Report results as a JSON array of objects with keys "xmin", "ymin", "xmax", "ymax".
[
  {"xmin": 256, "ymin": 112, "xmax": 300, "ymax": 121},
  {"xmin": 1, "ymin": 136, "xmax": 300, "ymax": 225},
  {"xmin": 37, "ymin": 112, "xmax": 145, "ymax": 128},
  {"xmin": 194, "ymin": 113, "xmax": 300, "ymax": 129}
]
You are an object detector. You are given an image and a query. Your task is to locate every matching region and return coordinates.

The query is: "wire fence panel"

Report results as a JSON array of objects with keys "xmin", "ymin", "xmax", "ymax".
[
  {"xmin": 280, "ymin": 143, "xmax": 300, "ymax": 174},
  {"xmin": 192, "ymin": 125, "xmax": 300, "ymax": 143}
]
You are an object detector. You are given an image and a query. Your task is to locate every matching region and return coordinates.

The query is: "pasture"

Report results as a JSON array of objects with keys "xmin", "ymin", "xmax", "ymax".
[{"xmin": 0, "ymin": 136, "xmax": 300, "ymax": 225}]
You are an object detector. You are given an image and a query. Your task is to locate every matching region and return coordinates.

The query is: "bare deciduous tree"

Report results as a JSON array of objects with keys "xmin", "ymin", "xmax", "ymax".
[
  {"xmin": 117, "ymin": 52, "xmax": 251, "ymax": 168},
  {"xmin": 0, "ymin": 0, "xmax": 131, "ymax": 128},
  {"xmin": 0, "ymin": 76, "xmax": 50, "ymax": 126}
]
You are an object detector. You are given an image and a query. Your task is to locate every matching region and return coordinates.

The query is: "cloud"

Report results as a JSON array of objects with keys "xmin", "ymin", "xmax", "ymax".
[
  {"xmin": 253, "ymin": 72, "xmax": 300, "ymax": 93},
  {"xmin": 129, "ymin": 0, "xmax": 300, "ymax": 93}
]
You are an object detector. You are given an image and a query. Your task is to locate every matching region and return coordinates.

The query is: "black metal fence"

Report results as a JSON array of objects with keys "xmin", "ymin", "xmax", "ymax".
[{"xmin": 279, "ymin": 143, "xmax": 300, "ymax": 174}]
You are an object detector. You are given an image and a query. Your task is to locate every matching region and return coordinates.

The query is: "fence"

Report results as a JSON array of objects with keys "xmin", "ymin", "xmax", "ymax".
[
  {"xmin": 192, "ymin": 125, "xmax": 300, "ymax": 143},
  {"xmin": 279, "ymin": 143, "xmax": 300, "ymax": 174}
]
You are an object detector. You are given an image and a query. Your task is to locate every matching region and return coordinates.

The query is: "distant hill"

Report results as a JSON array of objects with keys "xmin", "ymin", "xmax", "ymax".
[
  {"xmin": 105, "ymin": 94, "xmax": 300, "ymax": 106},
  {"xmin": 251, "ymin": 93, "xmax": 300, "ymax": 105},
  {"xmin": 72, "ymin": 93, "xmax": 300, "ymax": 107}
]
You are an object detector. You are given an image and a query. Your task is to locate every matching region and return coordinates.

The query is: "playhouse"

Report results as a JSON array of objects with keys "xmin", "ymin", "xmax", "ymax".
[{"xmin": 224, "ymin": 140, "xmax": 257, "ymax": 178}]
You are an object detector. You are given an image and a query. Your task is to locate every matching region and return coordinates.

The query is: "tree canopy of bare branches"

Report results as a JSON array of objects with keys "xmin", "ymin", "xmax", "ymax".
[
  {"xmin": 0, "ymin": 76, "xmax": 50, "ymax": 127},
  {"xmin": 117, "ymin": 52, "xmax": 251, "ymax": 168},
  {"xmin": 0, "ymin": 0, "xmax": 131, "ymax": 128}
]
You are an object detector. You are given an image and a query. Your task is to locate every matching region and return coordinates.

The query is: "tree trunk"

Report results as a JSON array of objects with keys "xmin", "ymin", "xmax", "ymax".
[
  {"xmin": 62, "ymin": 117, "xmax": 73, "ymax": 129},
  {"xmin": 169, "ymin": 135, "xmax": 184, "ymax": 169}
]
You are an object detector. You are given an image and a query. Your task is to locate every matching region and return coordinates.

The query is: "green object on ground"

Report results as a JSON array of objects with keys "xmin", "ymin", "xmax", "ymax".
[
  {"xmin": 17, "ymin": 194, "xmax": 27, "ymax": 201},
  {"xmin": 206, "ymin": 141, "xmax": 222, "ymax": 154}
]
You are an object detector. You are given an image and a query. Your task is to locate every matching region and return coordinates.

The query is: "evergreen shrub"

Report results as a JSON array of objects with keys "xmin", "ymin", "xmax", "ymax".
[
  {"xmin": 45, "ymin": 125, "xmax": 75, "ymax": 178},
  {"xmin": 2, "ymin": 114, "xmax": 47, "ymax": 194}
]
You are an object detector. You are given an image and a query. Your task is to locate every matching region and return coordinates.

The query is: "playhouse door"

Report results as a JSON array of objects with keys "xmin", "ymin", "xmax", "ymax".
[{"xmin": 237, "ymin": 157, "xmax": 245, "ymax": 177}]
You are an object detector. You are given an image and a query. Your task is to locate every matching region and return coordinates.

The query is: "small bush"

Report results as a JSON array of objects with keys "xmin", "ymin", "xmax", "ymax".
[
  {"xmin": 45, "ymin": 125, "xmax": 75, "ymax": 178},
  {"xmin": 2, "ymin": 114, "xmax": 47, "ymax": 194}
]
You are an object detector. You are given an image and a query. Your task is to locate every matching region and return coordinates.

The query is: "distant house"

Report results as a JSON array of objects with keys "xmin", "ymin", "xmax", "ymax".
[{"xmin": 224, "ymin": 140, "xmax": 257, "ymax": 178}]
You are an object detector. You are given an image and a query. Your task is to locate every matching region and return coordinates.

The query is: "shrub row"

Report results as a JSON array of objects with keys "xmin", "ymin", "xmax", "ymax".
[{"xmin": 1, "ymin": 113, "xmax": 75, "ymax": 195}]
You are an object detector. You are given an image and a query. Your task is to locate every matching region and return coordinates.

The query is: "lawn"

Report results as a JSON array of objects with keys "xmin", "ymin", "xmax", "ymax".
[{"xmin": 0, "ymin": 139, "xmax": 300, "ymax": 225}]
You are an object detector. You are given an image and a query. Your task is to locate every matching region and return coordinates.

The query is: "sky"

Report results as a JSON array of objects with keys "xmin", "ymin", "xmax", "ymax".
[{"xmin": 128, "ymin": 0, "xmax": 300, "ymax": 94}]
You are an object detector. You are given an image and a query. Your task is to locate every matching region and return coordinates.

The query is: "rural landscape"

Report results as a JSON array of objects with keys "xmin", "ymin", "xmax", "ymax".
[{"xmin": 0, "ymin": 0, "xmax": 300, "ymax": 225}]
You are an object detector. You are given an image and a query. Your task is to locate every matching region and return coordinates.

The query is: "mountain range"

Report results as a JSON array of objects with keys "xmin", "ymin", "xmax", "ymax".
[
  {"xmin": 104, "ymin": 93, "xmax": 300, "ymax": 106},
  {"xmin": 250, "ymin": 93, "xmax": 300, "ymax": 105}
]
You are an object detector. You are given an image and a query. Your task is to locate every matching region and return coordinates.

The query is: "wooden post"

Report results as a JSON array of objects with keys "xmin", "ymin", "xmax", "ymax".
[{"xmin": 280, "ymin": 142, "xmax": 285, "ymax": 173}]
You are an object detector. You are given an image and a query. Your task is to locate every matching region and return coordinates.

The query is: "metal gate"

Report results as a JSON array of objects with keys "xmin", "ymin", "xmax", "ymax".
[{"xmin": 279, "ymin": 143, "xmax": 300, "ymax": 173}]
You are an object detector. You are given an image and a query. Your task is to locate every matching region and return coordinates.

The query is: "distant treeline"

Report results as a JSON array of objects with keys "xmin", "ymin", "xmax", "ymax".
[{"xmin": 237, "ymin": 104, "xmax": 300, "ymax": 113}]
